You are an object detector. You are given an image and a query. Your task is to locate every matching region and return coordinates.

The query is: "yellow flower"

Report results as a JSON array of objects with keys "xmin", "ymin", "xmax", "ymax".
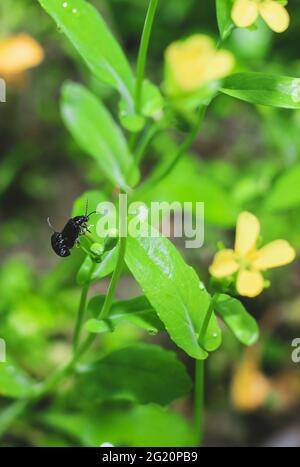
[
  {"xmin": 165, "ymin": 34, "xmax": 235, "ymax": 94},
  {"xmin": 0, "ymin": 33, "xmax": 44, "ymax": 82},
  {"xmin": 231, "ymin": 0, "xmax": 290, "ymax": 33},
  {"xmin": 231, "ymin": 354, "xmax": 271, "ymax": 411},
  {"xmin": 209, "ymin": 211, "xmax": 296, "ymax": 297}
]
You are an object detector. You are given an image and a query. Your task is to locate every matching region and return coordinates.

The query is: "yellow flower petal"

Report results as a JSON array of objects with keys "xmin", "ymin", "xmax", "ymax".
[
  {"xmin": 259, "ymin": 1, "xmax": 290, "ymax": 33},
  {"xmin": 209, "ymin": 249, "xmax": 239, "ymax": 278},
  {"xmin": 203, "ymin": 51, "xmax": 235, "ymax": 82},
  {"xmin": 236, "ymin": 269, "xmax": 265, "ymax": 297},
  {"xmin": 235, "ymin": 212, "xmax": 260, "ymax": 257},
  {"xmin": 253, "ymin": 240, "xmax": 296, "ymax": 270},
  {"xmin": 231, "ymin": 0, "xmax": 259, "ymax": 28},
  {"xmin": 0, "ymin": 33, "xmax": 44, "ymax": 75},
  {"xmin": 165, "ymin": 34, "xmax": 234, "ymax": 93},
  {"xmin": 165, "ymin": 35, "xmax": 214, "ymax": 92},
  {"xmin": 182, "ymin": 35, "xmax": 215, "ymax": 55}
]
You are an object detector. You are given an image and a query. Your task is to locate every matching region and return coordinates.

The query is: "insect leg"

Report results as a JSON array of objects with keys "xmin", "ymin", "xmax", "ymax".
[
  {"xmin": 47, "ymin": 217, "xmax": 58, "ymax": 232},
  {"xmin": 79, "ymin": 224, "xmax": 87, "ymax": 235}
]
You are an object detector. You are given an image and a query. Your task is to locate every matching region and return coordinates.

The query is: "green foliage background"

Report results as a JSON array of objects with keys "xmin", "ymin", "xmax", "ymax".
[{"xmin": 0, "ymin": 0, "xmax": 300, "ymax": 447}]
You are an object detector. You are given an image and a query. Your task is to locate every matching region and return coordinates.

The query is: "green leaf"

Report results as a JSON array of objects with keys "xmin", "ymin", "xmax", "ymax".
[
  {"xmin": 119, "ymin": 80, "xmax": 164, "ymax": 132},
  {"xmin": 125, "ymin": 222, "xmax": 222, "ymax": 359},
  {"xmin": 221, "ymin": 73, "xmax": 300, "ymax": 109},
  {"xmin": 61, "ymin": 82, "xmax": 139, "ymax": 190},
  {"xmin": 77, "ymin": 248, "xmax": 118, "ymax": 286},
  {"xmin": 203, "ymin": 311, "xmax": 222, "ymax": 352},
  {"xmin": 38, "ymin": 0, "xmax": 135, "ymax": 113},
  {"xmin": 86, "ymin": 295, "xmax": 164, "ymax": 334},
  {"xmin": 41, "ymin": 405, "xmax": 194, "ymax": 447},
  {"xmin": 0, "ymin": 363, "xmax": 34, "ymax": 399},
  {"xmin": 265, "ymin": 164, "xmax": 300, "ymax": 212},
  {"xmin": 76, "ymin": 344, "xmax": 192, "ymax": 405},
  {"xmin": 141, "ymin": 80, "xmax": 164, "ymax": 119},
  {"xmin": 216, "ymin": 0, "xmax": 234, "ymax": 41},
  {"xmin": 215, "ymin": 294, "xmax": 259, "ymax": 346}
]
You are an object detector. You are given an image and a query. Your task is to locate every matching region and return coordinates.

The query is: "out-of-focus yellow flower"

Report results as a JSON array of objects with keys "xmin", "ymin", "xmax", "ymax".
[
  {"xmin": 231, "ymin": 0, "xmax": 290, "ymax": 33},
  {"xmin": 209, "ymin": 212, "xmax": 296, "ymax": 297},
  {"xmin": 231, "ymin": 355, "xmax": 271, "ymax": 411},
  {"xmin": 232, "ymin": 346, "xmax": 300, "ymax": 412},
  {"xmin": 165, "ymin": 34, "xmax": 235, "ymax": 94},
  {"xmin": 0, "ymin": 33, "xmax": 44, "ymax": 82}
]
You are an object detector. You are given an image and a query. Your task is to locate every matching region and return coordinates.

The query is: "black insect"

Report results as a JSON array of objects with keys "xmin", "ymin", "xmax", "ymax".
[{"xmin": 47, "ymin": 200, "xmax": 96, "ymax": 257}]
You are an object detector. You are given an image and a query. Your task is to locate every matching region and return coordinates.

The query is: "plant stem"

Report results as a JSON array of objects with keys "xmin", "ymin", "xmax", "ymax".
[
  {"xmin": 193, "ymin": 293, "xmax": 219, "ymax": 447},
  {"xmin": 129, "ymin": 132, "xmax": 139, "ymax": 153},
  {"xmin": 100, "ymin": 238, "xmax": 126, "ymax": 320},
  {"xmin": 0, "ymin": 399, "xmax": 29, "ymax": 439},
  {"xmin": 134, "ymin": 120, "xmax": 163, "ymax": 165},
  {"xmin": 76, "ymin": 233, "xmax": 127, "ymax": 358},
  {"xmin": 72, "ymin": 264, "xmax": 95, "ymax": 352},
  {"xmin": 135, "ymin": 105, "xmax": 207, "ymax": 197},
  {"xmin": 199, "ymin": 293, "xmax": 219, "ymax": 345},
  {"xmin": 135, "ymin": 0, "xmax": 159, "ymax": 113},
  {"xmin": 194, "ymin": 359, "xmax": 204, "ymax": 446}
]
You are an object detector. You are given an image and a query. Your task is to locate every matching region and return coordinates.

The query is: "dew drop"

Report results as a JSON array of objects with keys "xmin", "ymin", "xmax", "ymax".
[
  {"xmin": 62, "ymin": 1, "xmax": 68, "ymax": 8},
  {"xmin": 72, "ymin": 8, "xmax": 78, "ymax": 15},
  {"xmin": 213, "ymin": 332, "xmax": 218, "ymax": 338}
]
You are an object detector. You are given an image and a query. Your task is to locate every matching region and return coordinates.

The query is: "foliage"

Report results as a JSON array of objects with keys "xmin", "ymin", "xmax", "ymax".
[{"xmin": 0, "ymin": 0, "xmax": 299, "ymax": 449}]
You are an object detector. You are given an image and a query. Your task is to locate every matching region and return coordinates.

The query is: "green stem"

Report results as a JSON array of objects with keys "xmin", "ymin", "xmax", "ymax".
[
  {"xmin": 77, "ymin": 233, "xmax": 127, "ymax": 358},
  {"xmin": 72, "ymin": 264, "xmax": 95, "ymax": 352},
  {"xmin": 135, "ymin": 0, "xmax": 159, "ymax": 113},
  {"xmin": 193, "ymin": 293, "xmax": 219, "ymax": 447},
  {"xmin": 85, "ymin": 232, "xmax": 99, "ymax": 244},
  {"xmin": 135, "ymin": 105, "xmax": 207, "ymax": 197},
  {"xmin": 199, "ymin": 293, "xmax": 219, "ymax": 345},
  {"xmin": 194, "ymin": 359, "xmax": 204, "ymax": 446},
  {"xmin": 100, "ymin": 237, "xmax": 126, "ymax": 320},
  {"xmin": 129, "ymin": 132, "xmax": 139, "ymax": 153},
  {"xmin": 79, "ymin": 244, "xmax": 91, "ymax": 257},
  {"xmin": 134, "ymin": 120, "xmax": 163, "ymax": 165},
  {"xmin": 0, "ymin": 399, "xmax": 28, "ymax": 439}
]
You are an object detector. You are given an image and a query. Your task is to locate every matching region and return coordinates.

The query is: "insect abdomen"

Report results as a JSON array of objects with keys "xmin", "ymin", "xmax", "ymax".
[{"xmin": 51, "ymin": 233, "xmax": 70, "ymax": 257}]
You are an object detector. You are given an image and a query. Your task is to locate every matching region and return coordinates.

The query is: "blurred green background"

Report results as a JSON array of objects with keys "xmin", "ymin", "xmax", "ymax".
[{"xmin": 0, "ymin": 0, "xmax": 300, "ymax": 447}]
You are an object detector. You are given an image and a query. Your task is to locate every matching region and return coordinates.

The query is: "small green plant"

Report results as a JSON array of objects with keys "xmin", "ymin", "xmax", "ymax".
[{"xmin": 0, "ymin": 0, "xmax": 298, "ymax": 447}]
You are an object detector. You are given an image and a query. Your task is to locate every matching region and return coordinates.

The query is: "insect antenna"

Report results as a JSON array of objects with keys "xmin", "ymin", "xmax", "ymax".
[
  {"xmin": 85, "ymin": 198, "xmax": 89, "ymax": 217},
  {"xmin": 47, "ymin": 217, "xmax": 57, "ymax": 232},
  {"xmin": 85, "ymin": 197, "xmax": 97, "ymax": 218}
]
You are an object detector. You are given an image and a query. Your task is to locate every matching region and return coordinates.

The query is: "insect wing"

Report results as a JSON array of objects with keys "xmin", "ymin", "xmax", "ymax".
[{"xmin": 61, "ymin": 219, "xmax": 79, "ymax": 249}]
